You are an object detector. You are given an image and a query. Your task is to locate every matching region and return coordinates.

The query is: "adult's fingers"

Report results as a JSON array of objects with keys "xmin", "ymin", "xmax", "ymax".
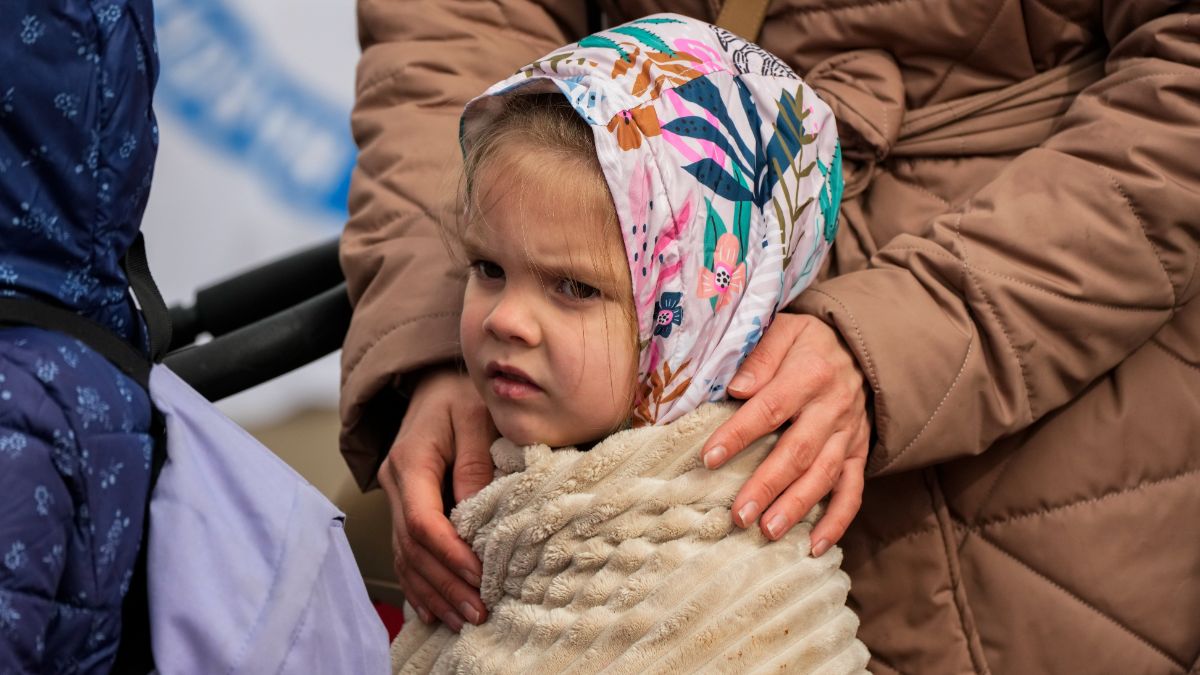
[
  {"xmin": 807, "ymin": 416, "xmax": 870, "ymax": 552},
  {"xmin": 398, "ymin": 452, "xmax": 484, "ymax": 590},
  {"xmin": 400, "ymin": 556, "xmax": 464, "ymax": 632},
  {"xmin": 380, "ymin": 449, "xmax": 479, "ymax": 627},
  {"xmin": 384, "ymin": 475, "xmax": 445, "ymax": 626},
  {"xmin": 450, "ymin": 399, "xmax": 498, "ymax": 504},
  {"xmin": 809, "ymin": 451, "xmax": 867, "ymax": 557},
  {"xmin": 401, "ymin": 528, "xmax": 488, "ymax": 630},
  {"xmin": 756, "ymin": 428, "xmax": 849, "ymax": 540},
  {"xmin": 391, "ymin": 459, "xmax": 484, "ymax": 627},
  {"xmin": 702, "ymin": 346, "xmax": 827, "ymax": 470},
  {"xmin": 729, "ymin": 399, "xmax": 842, "ymax": 528},
  {"xmin": 725, "ymin": 313, "xmax": 805, "ymax": 398}
]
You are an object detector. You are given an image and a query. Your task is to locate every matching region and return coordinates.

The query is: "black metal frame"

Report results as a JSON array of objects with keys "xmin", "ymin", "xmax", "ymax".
[{"xmin": 163, "ymin": 238, "xmax": 350, "ymax": 401}]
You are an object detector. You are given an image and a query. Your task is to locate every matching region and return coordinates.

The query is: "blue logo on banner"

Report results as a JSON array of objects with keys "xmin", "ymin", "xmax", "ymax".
[{"xmin": 154, "ymin": 0, "xmax": 355, "ymax": 221}]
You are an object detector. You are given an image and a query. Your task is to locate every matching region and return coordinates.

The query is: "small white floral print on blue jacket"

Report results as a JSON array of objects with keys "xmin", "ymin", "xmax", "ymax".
[
  {"xmin": 1, "ymin": 0, "xmax": 159, "ymax": 672},
  {"xmin": 0, "ymin": 330, "xmax": 154, "ymax": 673}
]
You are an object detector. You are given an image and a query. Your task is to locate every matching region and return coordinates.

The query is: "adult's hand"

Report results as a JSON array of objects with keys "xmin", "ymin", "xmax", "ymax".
[
  {"xmin": 377, "ymin": 366, "xmax": 499, "ymax": 631},
  {"xmin": 701, "ymin": 314, "xmax": 870, "ymax": 557}
]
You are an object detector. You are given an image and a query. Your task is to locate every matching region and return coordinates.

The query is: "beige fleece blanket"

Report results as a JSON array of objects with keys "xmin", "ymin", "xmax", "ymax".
[{"xmin": 391, "ymin": 403, "xmax": 870, "ymax": 674}]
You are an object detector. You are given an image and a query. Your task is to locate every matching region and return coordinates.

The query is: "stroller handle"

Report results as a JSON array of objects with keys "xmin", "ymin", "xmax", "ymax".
[
  {"xmin": 168, "ymin": 238, "xmax": 343, "ymax": 351},
  {"xmin": 164, "ymin": 282, "xmax": 352, "ymax": 402}
]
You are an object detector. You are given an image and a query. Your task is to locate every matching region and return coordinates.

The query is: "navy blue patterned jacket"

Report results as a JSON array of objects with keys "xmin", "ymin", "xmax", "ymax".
[{"xmin": 1, "ymin": 1, "xmax": 159, "ymax": 671}]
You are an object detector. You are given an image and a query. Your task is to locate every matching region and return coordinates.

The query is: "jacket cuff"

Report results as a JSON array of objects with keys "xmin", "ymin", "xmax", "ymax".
[{"xmin": 791, "ymin": 266, "xmax": 988, "ymax": 477}]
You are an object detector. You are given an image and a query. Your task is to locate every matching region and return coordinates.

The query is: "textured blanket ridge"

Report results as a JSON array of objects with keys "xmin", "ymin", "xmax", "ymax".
[{"xmin": 391, "ymin": 403, "xmax": 870, "ymax": 674}]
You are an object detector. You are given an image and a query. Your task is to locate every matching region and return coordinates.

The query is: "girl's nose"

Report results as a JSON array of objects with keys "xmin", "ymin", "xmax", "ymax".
[{"xmin": 482, "ymin": 291, "xmax": 542, "ymax": 346}]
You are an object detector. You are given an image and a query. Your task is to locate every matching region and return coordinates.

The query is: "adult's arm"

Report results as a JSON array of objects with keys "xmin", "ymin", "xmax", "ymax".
[
  {"xmin": 339, "ymin": 0, "xmax": 588, "ymax": 488},
  {"xmin": 792, "ymin": 1, "xmax": 1200, "ymax": 477}
]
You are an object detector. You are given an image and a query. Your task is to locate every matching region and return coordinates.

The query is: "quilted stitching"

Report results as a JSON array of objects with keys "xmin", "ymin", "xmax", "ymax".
[
  {"xmin": 921, "ymin": 0, "xmax": 1019, "ymax": 104},
  {"xmin": 953, "ymin": 211, "xmax": 1036, "ymax": 417},
  {"xmin": 1152, "ymin": 338, "xmax": 1200, "ymax": 371},
  {"xmin": 961, "ymin": 525, "xmax": 1189, "ymax": 671},
  {"xmin": 968, "ymin": 466, "xmax": 1200, "ymax": 531}
]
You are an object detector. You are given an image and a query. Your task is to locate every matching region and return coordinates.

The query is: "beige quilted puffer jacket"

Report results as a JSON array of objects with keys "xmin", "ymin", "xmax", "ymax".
[{"xmin": 340, "ymin": 2, "xmax": 1200, "ymax": 672}]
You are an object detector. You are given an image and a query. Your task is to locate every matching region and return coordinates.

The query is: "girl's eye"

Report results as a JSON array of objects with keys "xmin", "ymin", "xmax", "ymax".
[
  {"xmin": 471, "ymin": 260, "xmax": 504, "ymax": 280},
  {"xmin": 557, "ymin": 278, "xmax": 600, "ymax": 300}
]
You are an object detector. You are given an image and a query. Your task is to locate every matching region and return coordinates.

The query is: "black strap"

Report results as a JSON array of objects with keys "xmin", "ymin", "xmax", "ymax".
[
  {"xmin": 123, "ymin": 232, "xmax": 172, "ymax": 362},
  {"xmin": 0, "ymin": 232, "xmax": 172, "ymax": 380},
  {"xmin": 117, "ymin": 234, "xmax": 169, "ymax": 674},
  {"xmin": 0, "ymin": 298, "xmax": 151, "ymax": 390}
]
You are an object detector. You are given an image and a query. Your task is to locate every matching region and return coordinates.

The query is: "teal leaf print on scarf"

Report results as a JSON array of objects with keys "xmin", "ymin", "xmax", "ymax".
[
  {"xmin": 608, "ymin": 26, "xmax": 676, "ymax": 56},
  {"xmin": 579, "ymin": 34, "xmax": 629, "ymax": 62},
  {"xmin": 817, "ymin": 142, "xmax": 843, "ymax": 243},
  {"xmin": 629, "ymin": 17, "xmax": 687, "ymax": 26},
  {"xmin": 730, "ymin": 164, "xmax": 752, "ymax": 258},
  {"xmin": 703, "ymin": 197, "xmax": 726, "ymax": 273}
]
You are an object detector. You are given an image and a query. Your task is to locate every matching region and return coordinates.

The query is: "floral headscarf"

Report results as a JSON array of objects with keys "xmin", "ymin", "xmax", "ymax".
[{"xmin": 462, "ymin": 14, "xmax": 842, "ymax": 427}]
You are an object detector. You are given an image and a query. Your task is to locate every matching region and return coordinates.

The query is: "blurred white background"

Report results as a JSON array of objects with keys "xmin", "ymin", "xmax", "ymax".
[
  {"xmin": 140, "ymin": 1, "xmax": 397, "ymax": 603},
  {"xmin": 142, "ymin": 0, "xmax": 359, "ymax": 427}
]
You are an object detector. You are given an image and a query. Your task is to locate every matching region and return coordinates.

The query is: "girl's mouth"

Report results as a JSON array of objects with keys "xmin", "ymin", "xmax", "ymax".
[{"xmin": 485, "ymin": 362, "xmax": 542, "ymax": 399}]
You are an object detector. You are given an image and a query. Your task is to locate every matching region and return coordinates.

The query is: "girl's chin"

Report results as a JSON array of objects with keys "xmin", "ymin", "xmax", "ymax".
[
  {"xmin": 493, "ymin": 414, "xmax": 596, "ymax": 449},
  {"xmin": 486, "ymin": 398, "xmax": 630, "ymax": 448}
]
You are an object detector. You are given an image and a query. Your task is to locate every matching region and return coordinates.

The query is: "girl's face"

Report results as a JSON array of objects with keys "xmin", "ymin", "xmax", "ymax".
[{"xmin": 460, "ymin": 156, "xmax": 637, "ymax": 447}]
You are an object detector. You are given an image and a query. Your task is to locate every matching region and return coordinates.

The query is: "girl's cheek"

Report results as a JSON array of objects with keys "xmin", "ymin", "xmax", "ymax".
[{"xmin": 460, "ymin": 300, "xmax": 487, "ymax": 358}]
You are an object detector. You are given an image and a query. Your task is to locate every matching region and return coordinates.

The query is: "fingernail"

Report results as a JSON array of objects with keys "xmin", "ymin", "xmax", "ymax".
[
  {"xmin": 703, "ymin": 445, "xmax": 727, "ymax": 469},
  {"xmin": 737, "ymin": 500, "xmax": 759, "ymax": 527},
  {"xmin": 416, "ymin": 606, "xmax": 433, "ymax": 624},
  {"xmin": 459, "ymin": 602, "xmax": 482, "ymax": 625},
  {"xmin": 729, "ymin": 372, "xmax": 755, "ymax": 392},
  {"xmin": 765, "ymin": 514, "xmax": 788, "ymax": 539},
  {"xmin": 811, "ymin": 538, "xmax": 830, "ymax": 558},
  {"xmin": 458, "ymin": 568, "xmax": 482, "ymax": 587},
  {"xmin": 444, "ymin": 611, "xmax": 464, "ymax": 632}
]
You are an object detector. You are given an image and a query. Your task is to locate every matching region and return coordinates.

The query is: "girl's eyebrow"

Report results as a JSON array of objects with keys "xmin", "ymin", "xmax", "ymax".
[
  {"xmin": 532, "ymin": 257, "xmax": 625, "ymax": 293},
  {"xmin": 460, "ymin": 232, "xmax": 488, "ymax": 258}
]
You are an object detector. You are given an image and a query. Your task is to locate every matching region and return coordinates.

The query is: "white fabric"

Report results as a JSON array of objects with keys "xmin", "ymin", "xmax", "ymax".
[{"xmin": 390, "ymin": 403, "xmax": 869, "ymax": 674}]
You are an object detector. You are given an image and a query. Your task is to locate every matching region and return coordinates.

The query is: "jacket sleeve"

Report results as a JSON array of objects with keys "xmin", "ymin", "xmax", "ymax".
[
  {"xmin": 339, "ymin": 0, "xmax": 587, "ymax": 488},
  {"xmin": 792, "ymin": 1, "xmax": 1200, "ymax": 477}
]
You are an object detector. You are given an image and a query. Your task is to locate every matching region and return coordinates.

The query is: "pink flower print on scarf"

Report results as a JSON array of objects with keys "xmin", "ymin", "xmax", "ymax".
[
  {"xmin": 697, "ymin": 233, "xmax": 746, "ymax": 311},
  {"xmin": 671, "ymin": 38, "xmax": 730, "ymax": 77}
]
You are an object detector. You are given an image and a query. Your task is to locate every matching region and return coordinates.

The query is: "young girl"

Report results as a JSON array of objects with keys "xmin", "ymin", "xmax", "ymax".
[{"xmin": 392, "ymin": 15, "xmax": 867, "ymax": 674}]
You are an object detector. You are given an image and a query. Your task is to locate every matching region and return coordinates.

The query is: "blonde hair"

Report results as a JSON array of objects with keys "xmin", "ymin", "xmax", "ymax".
[{"xmin": 456, "ymin": 94, "xmax": 618, "ymax": 270}]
